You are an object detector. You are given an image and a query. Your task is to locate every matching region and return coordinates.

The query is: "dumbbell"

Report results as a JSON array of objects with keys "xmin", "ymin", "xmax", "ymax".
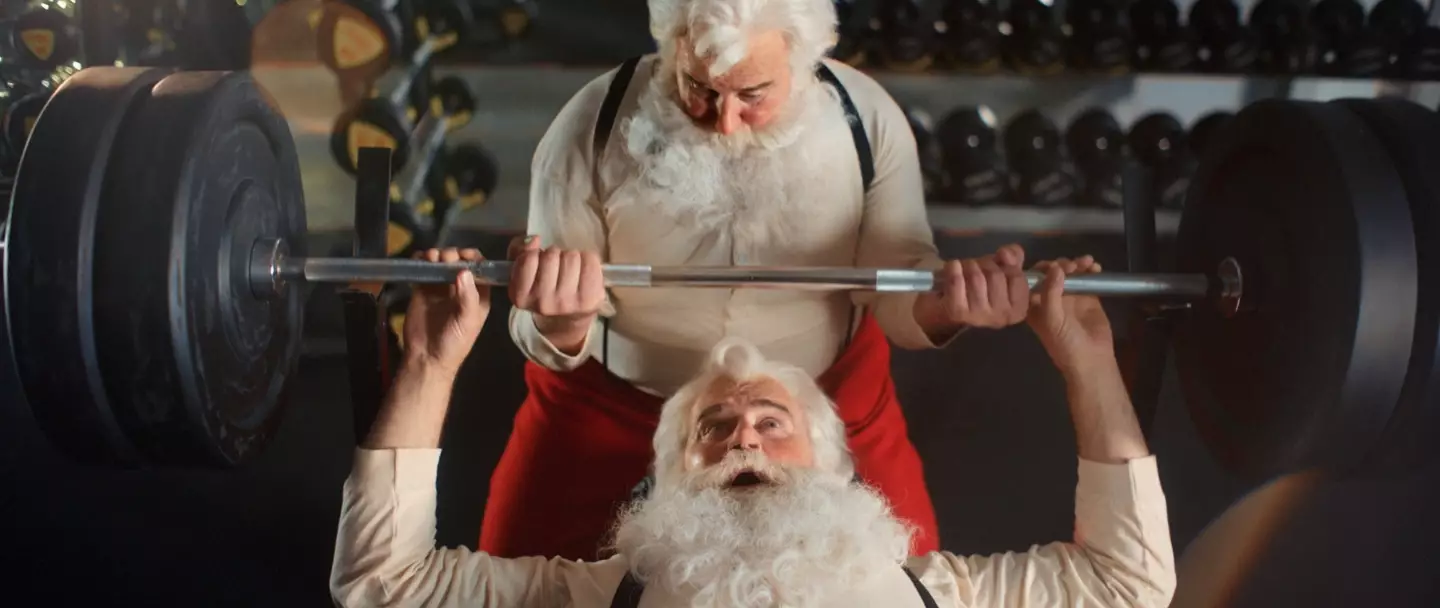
[
  {"xmin": 316, "ymin": 0, "xmax": 469, "ymax": 84},
  {"xmin": 877, "ymin": 0, "xmax": 939, "ymax": 70},
  {"xmin": 1398, "ymin": 27, "xmax": 1440, "ymax": 80},
  {"xmin": 388, "ymin": 142, "xmax": 502, "ymax": 259},
  {"xmin": 330, "ymin": 75, "xmax": 477, "ymax": 177},
  {"xmin": 1002, "ymin": 0, "xmax": 1066, "ymax": 74},
  {"xmin": 1129, "ymin": 0, "xmax": 1197, "ymax": 71},
  {"xmin": 470, "ymin": 0, "xmax": 540, "ymax": 46},
  {"xmin": 1187, "ymin": 111, "xmax": 1233, "ymax": 161},
  {"xmin": 903, "ymin": 106, "xmax": 945, "ymax": 199},
  {"xmin": 1310, "ymin": 0, "xmax": 1387, "ymax": 76},
  {"xmin": 120, "ymin": 0, "xmax": 183, "ymax": 66},
  {"xmin": 0, "ymin": 6, "xmax": 78, "ymax": 70},
  {"xmin": 1128, "ymin": 112, "xmax": 1195, "ymax": 210},
  {"xmin": 1189, "ymin": 0, "xmax": 1259, "ymax": 72},
  {"xmin": 1368, "ymin": 0, "xmax": 1426, "ymax": 77},
  {"xmin": 940, "ymin": 0, "xmax": 1002, "ymax": 72},
  {"xmin": 937, "ymin": 106, "xmax": 1007, "ymax": 206},
  {"xmin": 428, "ymin": 143, "xmax": 500, "ymax": 219},
  {"xmin": 1065, "ymin": 108, "xmax": 1125, "ymax": 209},
  {"xmin": 1250, "ymin": 0, "xmax": 1319, "ymax": 74},
  {"xmin": 1003, "ymin": 110, "xmax": 1076, "ymax": 207},
  {"xmin": 832, "ymin": 0, "xmax": 877, "ymax": 66},
  {"xmin": 1065, "ymin": 0, "xmax": 1131, "ymax": 73}
]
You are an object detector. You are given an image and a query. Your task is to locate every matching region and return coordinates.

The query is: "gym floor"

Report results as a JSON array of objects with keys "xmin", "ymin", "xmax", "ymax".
[{"xmin": 3, "ymin": 230, "xmax": 1438, "ymax": 606}]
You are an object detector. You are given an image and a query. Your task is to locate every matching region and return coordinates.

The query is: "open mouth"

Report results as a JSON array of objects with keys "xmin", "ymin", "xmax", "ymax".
[{"xmin": 728, "ymin": 470, "xmax": 767, "ymax": 488}]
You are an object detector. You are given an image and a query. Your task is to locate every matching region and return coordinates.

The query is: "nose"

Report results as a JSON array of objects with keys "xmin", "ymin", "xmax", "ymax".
[
  {"xmin": 715, "ymin": 96, "xmax": 742, "ymax": 135},
  {"xmin": 728, "ymin": 424, "xmax": 762, "ymax": 451}
]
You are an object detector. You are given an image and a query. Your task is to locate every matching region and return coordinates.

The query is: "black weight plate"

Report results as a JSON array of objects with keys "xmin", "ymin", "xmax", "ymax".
[
  {"xmin": 444, "ymin": 143, "xmax": 500, "ymax": 212},
  {"xmin": 94, "ymin": 70, "xmax": 307, "ymax": 468},
  {"xmin": 4, "ymin": 92, "xmax": 47, "ymax": 154},
  {"xmin": 1175, "ymin": 99, "xmax": 1417, "ymax": 480},
  {"xmin": 1335, "ymin": 98, "xmax": 1440, "ymax": 474},
  {"xmin": 5, "ymin": 67, "xmax": 172, "ymax": 467}
]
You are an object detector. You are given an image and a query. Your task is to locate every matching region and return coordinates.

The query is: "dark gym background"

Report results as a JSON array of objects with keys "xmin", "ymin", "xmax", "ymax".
[{"xmin": 3, "ymin": 0, "xmax": 1440, "ymax": 606}]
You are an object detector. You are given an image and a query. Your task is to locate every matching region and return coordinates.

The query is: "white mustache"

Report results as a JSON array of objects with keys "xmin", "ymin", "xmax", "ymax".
[{"xmin": 689, "ymin": 450, "xmax": 793, "ymax": 491}]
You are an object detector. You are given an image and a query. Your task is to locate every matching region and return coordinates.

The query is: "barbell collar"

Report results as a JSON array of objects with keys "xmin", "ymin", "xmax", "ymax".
[{"xmin": 252, "ymin": 238, "xmax": 1217, "ymax": 299}]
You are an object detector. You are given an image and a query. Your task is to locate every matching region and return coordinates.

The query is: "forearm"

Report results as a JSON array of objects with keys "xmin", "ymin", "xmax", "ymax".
[
  {"xmin": 1061, "ymin": 357, "xmax": 1150, "ymax": 464},
  {"xmin": 362, "ymin": 360, "xmax": 458, "ymax": 449},
  {"xmin": 508, "ymin": 307, "xmax": 595, "ymax": 371}
]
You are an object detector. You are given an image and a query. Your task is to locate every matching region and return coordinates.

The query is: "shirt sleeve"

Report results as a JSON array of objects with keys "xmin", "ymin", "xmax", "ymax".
[
  {"xmin": 909, "ymin": 456, "xmax": 1176, "ymax": 607},
  {"xmin": 828, "ymin": 64, "xmax": 950, "ymax": 351},
  {"xmin": 508, "ymin": 69, "xmax": 619, "ymax": 372},
  {"xmin": 330, "ymin": 448, "xmax": 606, "ymax": 608}
]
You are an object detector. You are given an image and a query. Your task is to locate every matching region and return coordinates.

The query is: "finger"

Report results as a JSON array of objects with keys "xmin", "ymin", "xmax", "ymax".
[
  {"xmin": 425, "ymin": 248, "xmax": 441, "ymax": 263},
  {"xmin": 440, "ymin": 248, "xmax": 461, "ymax": 264},
  {"xmin": 1043, "ymin": 264, "xmax": 1066, "ymax": 316},
  {"xmin": 979, "ymin": 257, "xmax": 1009, "ymax": 313},
  {"xmin": 510, "ymin": 250, "xmax": 539, "ymax": 307},
  {"xmin": 996, "ymin": 243, "xmax": 1025, "ymax": 269},
  {"xmin": 962, "ymin": 259, "xmax": 988, "ymax": 316},
  {"xmin": 535, "ymin": 248, "xmax": 563, "ymax": 310},
  {"xmin": 1006, "ymin": 264, "xmax": 1029, "ymax": 324},
  {"xmin": 460, "ymin": 248, "xmax": 481, "ymax": 262},
  {"xmin": 456, "ymin": 269, "xmax": 483, "ymax": 321},
  {"xmin": 580, "ymin": 251, "xmax": 605, "ymax": 311},
  {"xmin": 556, "ymin": 250, "xmax": 582, "ymax": 309}
]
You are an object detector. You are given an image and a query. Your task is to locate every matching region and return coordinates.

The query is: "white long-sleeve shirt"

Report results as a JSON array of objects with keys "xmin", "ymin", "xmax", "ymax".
[
  {"xmin": 508, "ymin": 55, "xmax": 947, "ymax": 396},
  {"xmin": 330, "ymin": 448, "xmax": 1176, "ymax": 607}
]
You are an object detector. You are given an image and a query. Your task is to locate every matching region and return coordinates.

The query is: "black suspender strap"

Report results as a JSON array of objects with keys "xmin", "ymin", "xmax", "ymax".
[
  {"xmin": 607, "ymin": 566, "xmax": 938, "ymax": 607},
  {"xmin": 592, "ymin": 56, "xmax": 642, "ymax": 369},
  {"xmin": 814, "ymin": 62, "xmax": 874, "ymax": 351},
  {"xmin": 608, "ymin": 571, "xmax": 646, "ymax": 608},
  {"xmin": 814, "ymin": 62, "xmax": 874, "ymax": 192},
  {"xmin": 589, "ymin": 58, "xmax": 877, "ymax": 366},
  {"xmin": 903, "ymin": 565, "xmax": 941, "ymax": 608}
]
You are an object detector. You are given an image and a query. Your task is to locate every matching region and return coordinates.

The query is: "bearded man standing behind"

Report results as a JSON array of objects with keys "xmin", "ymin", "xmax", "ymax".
[{"xmin": 484, "ymin": 0, "xmax": 1036, "ymax": 560}]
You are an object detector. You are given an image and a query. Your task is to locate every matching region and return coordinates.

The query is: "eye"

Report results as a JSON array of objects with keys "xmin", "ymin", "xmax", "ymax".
[
  {"xmin": 739, "ymin": 91, "xmax": 765, "ymax": 103},
  {"xmin": 758, "ymin": 417, "xmax": 783, "ymax": 431}
]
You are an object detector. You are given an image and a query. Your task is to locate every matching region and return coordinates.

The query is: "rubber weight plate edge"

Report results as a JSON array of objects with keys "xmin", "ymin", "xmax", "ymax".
[
  {"xmin": 4, "ymin": 67, "xmax": 174, "ymax": 467},
  {"xmin": 1335, "ymin": 98, "xmax": 1440, "ymax": 474},
  {"xmin": 1173, "ymin": 99, "xmax": 1416, "ymax": 480},
  {"xmin": 94, "ymin": 70, "xmax": 307, "ymax": 468}
]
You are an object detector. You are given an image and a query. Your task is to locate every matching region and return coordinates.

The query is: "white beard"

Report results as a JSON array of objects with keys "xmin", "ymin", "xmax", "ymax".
[
  {"xmin": 614, "ymin": 60, "xmax": 856, "ymax": 252},
  {"xmin": 611, "ymin": 451, "xmax": 914, "ymax": 608}
]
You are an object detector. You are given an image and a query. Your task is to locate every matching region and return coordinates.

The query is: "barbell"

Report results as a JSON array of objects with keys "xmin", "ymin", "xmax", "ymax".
[{"xmin": 4, "ymin": 67, "xmax": 1439, "ymax": 486}]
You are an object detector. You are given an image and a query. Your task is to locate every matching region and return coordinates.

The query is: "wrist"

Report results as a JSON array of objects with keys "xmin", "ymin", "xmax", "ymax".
[
  {"xmin": 1057, "ymin": 349, "xmax": 1121, "ymax": 382},
  {"xmin": 398, "ymin": 354, "xmax": 461, "ymax": 384},
  {"xmin": 534, "ymin": 313, "xmax": 594, "ymax": 354}
]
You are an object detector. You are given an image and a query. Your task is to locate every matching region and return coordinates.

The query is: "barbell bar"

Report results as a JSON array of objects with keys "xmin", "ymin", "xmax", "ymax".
[
  {"xmin": 247, "ymin": 236, "xmax": 1226, "ymax": 300},
  {"xmin": 5, "ymin": 66, "xmax": 1440, "ymax": 486}
]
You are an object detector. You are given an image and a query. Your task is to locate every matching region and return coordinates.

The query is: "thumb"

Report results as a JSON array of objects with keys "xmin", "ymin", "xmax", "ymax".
[
  {"xmin": 507, "ymin": 235, "xmax": 540, "ymax": 260},
  {"xmin": 456, "ymin": 270, "xmax": 483, "ymax": 322},
  {"xmin": 1042, "ymin": 265, "xmax": 1065, "ymax": 322}
]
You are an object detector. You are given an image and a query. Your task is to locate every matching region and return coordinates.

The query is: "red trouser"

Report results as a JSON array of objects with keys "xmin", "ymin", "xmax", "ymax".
[{"xmin": 478, "ymin": 315, "xmax": 940, "ymax": 559}]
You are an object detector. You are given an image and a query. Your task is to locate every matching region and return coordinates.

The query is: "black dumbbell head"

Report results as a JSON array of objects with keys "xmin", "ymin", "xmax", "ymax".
[
  {"xmin": 1188, "ymin": 111, "xmax": 1234, "ymax": 161},
  {"xmin": 878, "ymin": 0, "xmax": 936, "ymax": 69},
  {"xmin": 445, "ymin": 144, "xmax": 501, "ymax": 211},
  {"xmin": 1066, "ymin": 0, "xmax": 1133, "ymax": 72},
  {"xmin": 1066, "ymin": 108, "xmax": 1124, "ymax": 169},
  {"xmin": 1310, "ymin": 0, "xmax": 1365, "ymax": 51},
  {"xmin": 938, "ymin": 105, "xmax": 999, "ymax": 153},
  {"xmin": 11, "ymin": 8, "xmax": 78, "ymax": 69},
  {"xmin": 1003, "ymin": 109, "xmax": 1063, "ymax": 164},
  {"xmin": 315, "ymin": 0, "xmax": 403, "ymax": 77},
  {"xmin": 424, "ymin": 0, "xmax": 478, "ymax": 47},
  {"xmin": 1129, "ymin": 0, "xmax": 1197, "ymax": 70},
  {"xmin": 1369, "ymin": 0, "xmax": 1427, "ymax": 49},
  {"xmin": 1251, "ymin": 0, "xmax": 1320, "ymax": 73},
  {"xmin": 941, "ymin": 0, "xmax": 1002, "ymax": 71},
  {"xmin": 1127, "ymin": 112, "xmax": 1188, "ymax": 166},
  {"xmin": 330, "ymin": 98, "xmax": 411, "ymax": 174},
  {"xmin": 430, "ymin": 77, "xmax": 477, "ymax": 128},
  {"xmin": 1003, "ymin": 0, "xmax": 1066, "ymax": 73},
  {"xmin": 1400, "ymin": 26, "xmax": 1440, "ymax": 79}
]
